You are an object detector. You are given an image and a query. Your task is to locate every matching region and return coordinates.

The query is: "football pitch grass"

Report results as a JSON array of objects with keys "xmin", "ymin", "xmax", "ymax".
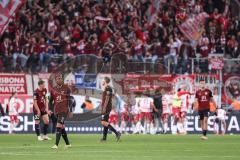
[{"xmin": 0, "ymin": 134, "xmax": 239, "ymax": 160}]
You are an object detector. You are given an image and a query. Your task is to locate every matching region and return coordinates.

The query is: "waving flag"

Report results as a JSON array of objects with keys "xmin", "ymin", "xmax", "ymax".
[
  {"xmin": 0, "ymin": 0, "xmax": 25, "ymax": 36},
  {"xmin": 146, "ymin": 0, "xmax": 162, "ymax": 24},
  {"xmin": 178, "ymin": 12, "xmax": 209, "ymax": 41}
]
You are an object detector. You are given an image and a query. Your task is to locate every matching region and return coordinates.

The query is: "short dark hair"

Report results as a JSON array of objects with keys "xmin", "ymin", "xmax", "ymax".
[
  {"xmin": 104, "ymin": 77, "xmax": 110, "ymax": 84},
  {"xmin": 38, "ymin": 79, "xmax": 45, "ymax": 86}
]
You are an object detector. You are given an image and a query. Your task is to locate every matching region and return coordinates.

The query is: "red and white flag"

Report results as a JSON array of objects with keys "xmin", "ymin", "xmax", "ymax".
[
  {"xmin": 146, "ymin": 0, "xmax": 162, "ymax": 24},
  {"xmin": 178, "ymin": 12, "xmax": 209, "ymax": 41},
  {"xmin": 0, "ymin": 0, "xmax": 25, "ymax": 35}
]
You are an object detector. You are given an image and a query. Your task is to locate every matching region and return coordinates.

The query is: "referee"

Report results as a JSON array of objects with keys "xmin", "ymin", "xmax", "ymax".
[{"xmin": 152, "ymin": 89, "xmax": 163, "ymax": 134}]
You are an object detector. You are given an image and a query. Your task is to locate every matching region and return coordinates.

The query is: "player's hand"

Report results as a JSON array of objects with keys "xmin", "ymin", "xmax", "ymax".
[
  {"xmin": 46, "ymin": 110, "xmax": 51, "ymax": 115},
  {"xmin": 68, "ymin": 112, "xmax": 73, "ymax": 118},
  {"xmin": 37, "ymin": 110, "xmax": 41, "ymax": 117},
  {"xmin": 154, "ymin": 108, "xmax": 159, "ymax": 112},
  {"xmin": 102, "ymin": 107, "xmax": 106, "ymax": 115}
]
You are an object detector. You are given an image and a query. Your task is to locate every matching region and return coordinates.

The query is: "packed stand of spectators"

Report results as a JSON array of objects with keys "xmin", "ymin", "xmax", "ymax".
[{"xmin": 0, "ymin": 0, "xmax": 239, "ymax": 74}]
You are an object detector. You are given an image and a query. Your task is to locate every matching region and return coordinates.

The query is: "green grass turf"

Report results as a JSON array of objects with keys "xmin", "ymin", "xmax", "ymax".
[{"xmin": 0, "ymin": 134, "xmax": 239, "ymax": 160}]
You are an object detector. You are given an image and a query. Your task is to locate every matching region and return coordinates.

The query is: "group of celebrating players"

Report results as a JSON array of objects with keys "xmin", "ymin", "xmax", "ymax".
[
  {"xmin": 109, "ymin": 80, "xmax": 227, "ymax": 140},
  {"xmin": 3, "ymin": 75, "xmax": 228, "ymax": 149}
]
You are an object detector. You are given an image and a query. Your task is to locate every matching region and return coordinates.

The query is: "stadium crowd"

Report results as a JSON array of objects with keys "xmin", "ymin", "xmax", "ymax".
[{"xmin": 0, "ymin": 0, "xmax": 239, "ymax": 74}]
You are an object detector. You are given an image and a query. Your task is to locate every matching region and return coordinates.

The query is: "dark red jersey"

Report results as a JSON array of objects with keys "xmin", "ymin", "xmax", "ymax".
[
  {"xmin": 50, "ymin": 84, "xmax": 70, "ymax": 114},
  {"xmin": 101, "ymin": 86, "xmax": 113, "ymax": 114},
  {"xmin": 195, "ymin": 89, "xmax": 213, "ymax": 110},
  {"xmin": 33, "ymin": 88, "xmax": 47, "ymax": 112}
]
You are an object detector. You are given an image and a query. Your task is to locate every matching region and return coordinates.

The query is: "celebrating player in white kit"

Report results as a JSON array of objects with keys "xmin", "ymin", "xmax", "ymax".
[
  {"xmin": 139, "ymin": 94, "xmax": 154, "ymax": 134},
  {"xmin": 214, "ymin": 107, "xmax": 227, "ymax": 135},
  {"xmin": 131, "ymin": 95, "xmax": 143, "ymax": 134},
  {"xmin": 178, "ymin": 87, "xmax": 191, "ymax": 134},
  {"xmin": 8, "ymin": 92, "xmax": 19, "ymax": 134},
  {"xmin": 161, "ymin": 89, "xmax": 171, "ymax": 134}
]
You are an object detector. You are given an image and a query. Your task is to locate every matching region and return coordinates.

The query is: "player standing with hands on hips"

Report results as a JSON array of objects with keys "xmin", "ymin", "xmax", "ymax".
[
  {"xmin": 100, "ymin": 77, "xmax": 121, "ymax": 142},
  {"xmin": 33, "ymin": 80, "xmax": 51, "ymax": 141},
  {"xmin": 194, "ymin": 80, "xmax": 217, "ymax": 140},
  {"xmin": 51, "ymin": 74, "xmax": 73, "ymax": 149}
]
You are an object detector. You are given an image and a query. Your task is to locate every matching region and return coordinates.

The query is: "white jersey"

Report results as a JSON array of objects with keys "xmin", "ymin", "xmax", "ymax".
[
  {"xmin": 132, "ymin": 97, "xmax": 141, "ymax": 115},
  {"xmin": 162, "ymin": 95, "xmax": 171, "ymax": 114},
  {"xmin": 179, "ymin": 92, "xmax": 191, "ymax": 112},
  {"xmin": 216, "ymin": 109, "xmax": 227, "ymax": 120},
  {"xmin": 139, "ymin": 97, "xmax": 153, "ymax": 113},
  {"xmin": 8, "ymin": 97, "xmax": 18, "ymax": 115}
]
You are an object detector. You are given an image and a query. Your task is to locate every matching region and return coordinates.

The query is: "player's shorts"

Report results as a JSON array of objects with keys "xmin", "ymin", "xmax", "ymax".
[
  {"xmin": 198, "ymin": 109, "xmax": 210, "ymax": 120},
  {"xmin": 101, "ymin": 114, "xmax": 109, "ymax": 122},
  {"xmin": 140, "ymin": 112, "xmax": 153, "ymax": 121},
  {"xmin": 120, "ymin": 112, "xmax": 129, "ymax": 121},
  {"xmin": 131, "ymin": 114, "xmax": 140, "ymax": 122},
  {"xmin": 172, "ymin": 108, "xmax": 181, "ymax": 118},
  {"xmin": 56, "ymin": 112, "xmax": 68, "ymax": 124},
  {"xmin": 216, "ymin": 117, "xmax": 226, "ymax": 123},
  {"xmin": 33, "ymin": 110, "xmax": 48, "ymax": 120},
  {"xmin": 161, "ymin": 113, "xmax": 169, "ymax": 122},
  {"xmin": 109, "ymin": 115, "xmax": 118, "ymax": 124},
  {"xmin": 9, "ymin": 115, "xmax": 18, "ymax": 122}
]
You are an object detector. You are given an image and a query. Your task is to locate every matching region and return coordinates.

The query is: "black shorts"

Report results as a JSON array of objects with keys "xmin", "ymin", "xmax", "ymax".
[
  {"xmin": 34, "ymin": 111, "xmax": 48, "ymax": 120},
  {"xmin": 56, "ymin": 113, "xmax": 68, "ymax": 124},
  {"xmin": 198, "ymin": 109, "xmax": 210, "ymax": 120},
  {"xmin": 153, "ymin": 110, "xmax": 162, "ymax": 119},
  {"xmin": 101, "ymin": 114, "xmax": 109, "ymax": 122}
]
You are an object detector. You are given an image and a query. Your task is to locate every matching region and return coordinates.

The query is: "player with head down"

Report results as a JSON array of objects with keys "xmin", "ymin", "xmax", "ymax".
[
  {"xmin": 100, "ymin": 77, "xmax": 121, "ymax": 142},
  {"xmin": 51, "ymin": 74, "xmax": 73, "ymax": 149},
  {"xmin": 33, "ymin": 79, "xmax": 51, "ymax": 141},
  {"xmin": 194, "ymin": 80, "xmax": 217, "ymax": 140}
]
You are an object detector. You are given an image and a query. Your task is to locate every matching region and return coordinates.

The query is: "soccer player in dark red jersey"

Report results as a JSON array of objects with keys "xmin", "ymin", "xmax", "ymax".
[
  {"xmin": 100, "ymin": 77, "xmax": 121, "ymax": 142},
  {"xmin": 33, "ymin": 80, "xmax": 51, "ymax": 141},
  {"xmin": 194, "ymin": 80, "xmax": 217, "ymax": 140},
  {"xmin": 50, "ymin": 74, "xmax": 72, "ymax": 149}
]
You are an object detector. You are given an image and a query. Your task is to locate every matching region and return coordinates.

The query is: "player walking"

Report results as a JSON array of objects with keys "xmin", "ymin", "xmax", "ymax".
[
  {"xmin": 194, "ymin": 80, "xmax": 217, "ymax": 140},
  {"xmin": 8, "ymin": 92, "xmax": 19, "ymax": 134},
  {"xmin": 100, "ymin": 77, "xmax": 121, "ymax": 142},
  {"xmin": 51, "ymin": 74, "xmax": 72, "ymax": 149},
  {"xmin": 33, "ymin": 80, "xmax": 51, "ymax": 141}
]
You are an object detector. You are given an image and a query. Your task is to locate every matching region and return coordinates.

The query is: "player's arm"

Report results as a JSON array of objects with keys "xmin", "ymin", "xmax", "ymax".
[
  {"xmin": 193, "ymin": 92, "xmax": 199, "ymax": 111},
  {"xmin": 102, "ymin": 94, "xmax": 110, "ymax": 115},
  {"xmin": 210, "ymin": 91, "xmax": 217, "ymax": 108},
  {"xmin": 152, "ymin": 102, "xmax": 159, "ymax": 112},
  {"xmin": 33, "ymin": 92, "xmax": 41, "ymax": 116},
  {"xmin": 67, "ymin": 87, "xmax": 74, "ymax": 118},
  {"xmin": 45, "ymin": 93, "xmax": 49, "ymax": 114}
]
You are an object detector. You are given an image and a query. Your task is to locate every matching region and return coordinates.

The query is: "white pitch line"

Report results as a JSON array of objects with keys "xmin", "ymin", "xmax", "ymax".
[{"xmin": 0, "ymin": 152, "xmax": 238, "ymax": 159}]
